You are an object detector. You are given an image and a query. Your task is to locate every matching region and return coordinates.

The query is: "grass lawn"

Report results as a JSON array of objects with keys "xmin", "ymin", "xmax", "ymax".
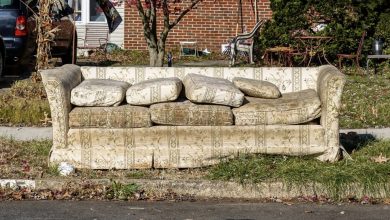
[
  {"xmin": 209, "ymin": 139, "xmax": 390, "ymax": 199},
  {"xmin": 340, "ymin": 72, "xmax": 390, "ymax": 128},
  {"xmin": 1, "ymin": 137, "xmax": 390, "ymax": 200}
]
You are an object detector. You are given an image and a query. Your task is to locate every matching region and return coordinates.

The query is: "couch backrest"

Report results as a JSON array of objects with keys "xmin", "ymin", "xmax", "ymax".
[{"xmin": 80, "ymin": 66, "xmax": 320, "ymax": 93}]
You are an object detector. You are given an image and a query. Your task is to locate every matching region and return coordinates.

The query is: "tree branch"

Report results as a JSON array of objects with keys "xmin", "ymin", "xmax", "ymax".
[
  {"xmin": 150, "ymin": 0, "xmax": 158, "ymax": 44},
  {"xmin": 169, "ymin": 0, "xmax": 203, "ymax": 30},
  {"xmin": 135, "ymin": 0, "xmax": 151, "ymax": 38},
  {"xmin": 158, "ymin": 0, "xmax": 170, "ymax": 50}
]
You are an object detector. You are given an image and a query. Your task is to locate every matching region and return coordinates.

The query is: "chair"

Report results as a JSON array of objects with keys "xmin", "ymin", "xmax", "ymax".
[
  {"xmin": 77, "ymin": 27, "xmax": 109, "ymax": 56},
  {"xmin": 229, "ymin": 20, "xmax": 267, "ymax": 66},
  {"xmin": 337, "ymin": 31, "xmax": 366, "ymax": 69},
  {"xmin": 288, "ymin": 45, "xmax": 308, "ymax": 66}
]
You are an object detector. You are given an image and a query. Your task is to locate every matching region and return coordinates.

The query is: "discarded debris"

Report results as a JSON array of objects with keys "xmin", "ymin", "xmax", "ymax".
[
  {"xmin": 58, "ymin": 162, "xmax": 75, "ymax": 176},
  {"xmin": 370, "ymin": 153, "xmax": 389, "ymax": 163}
]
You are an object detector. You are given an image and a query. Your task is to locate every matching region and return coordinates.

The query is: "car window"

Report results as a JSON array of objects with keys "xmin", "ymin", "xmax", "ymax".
[{"xmin": 0, "ymin": 0, "xmax": 19, "ymax": 9}]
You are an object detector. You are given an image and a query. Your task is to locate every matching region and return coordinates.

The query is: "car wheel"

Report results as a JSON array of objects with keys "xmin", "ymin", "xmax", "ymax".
[{"xmin": 62, "ymin": 38, "xmax": 77, "ymax": 65}]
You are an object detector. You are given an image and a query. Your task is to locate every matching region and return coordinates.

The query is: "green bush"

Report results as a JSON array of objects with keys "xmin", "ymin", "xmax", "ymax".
[
  {"xmin": 374, "ymin": 12, "xmax": 390, "ymax": 52},
  {"xmin": 260, "ymin": 0, "xmax": 390, "ymax": 64}
]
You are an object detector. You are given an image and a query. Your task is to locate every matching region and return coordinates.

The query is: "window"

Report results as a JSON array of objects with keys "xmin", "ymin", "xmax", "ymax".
[
  {"xmin": 66, "ymin": 0, "xmax": 82, "ymax": 21},
  {"xmin": 89, "ymin": 0, "xmax": 106, "ymax": 22},
  {"xmin": 65, "ymin": 0, "xmax": 106, "ymax": 23}
]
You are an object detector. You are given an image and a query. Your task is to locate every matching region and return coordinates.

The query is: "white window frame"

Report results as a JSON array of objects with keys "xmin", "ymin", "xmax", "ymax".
[{"xmin": 69, "ymin": 0, "xmax": 106, "ymax": 25}]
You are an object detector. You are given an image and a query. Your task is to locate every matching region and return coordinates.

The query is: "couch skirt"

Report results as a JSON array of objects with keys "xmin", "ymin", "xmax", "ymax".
[{"xmin": 50, "ymin": 125, "xmax": 326, "ymax": 169}]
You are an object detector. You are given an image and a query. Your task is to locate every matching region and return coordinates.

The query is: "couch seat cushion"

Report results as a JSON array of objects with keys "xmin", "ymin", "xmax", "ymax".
[
  {"xmin": 69, "ymin": 105, "xmax": 152, "ymax": 128},
  {"xmin": 71, "ymin": 79, "xmax": 130, "ymax": 107},
  {"xmin": 126, "ymin": 77, "xmax": 182, "ymax": 105},
  {"xmin": 183, "ymin": 74, "xmax": 244, "ymax": 107},
  {"xmin": 150, "ymin": 100, "xmax": 233, "ymax": 126},
  {"xmin": 233, "ymin": 77, "xmax": 281, "ymax": 98},
  {"xmin": 233, "ymin": 89, "xmax": 321, "ymax": 125}
]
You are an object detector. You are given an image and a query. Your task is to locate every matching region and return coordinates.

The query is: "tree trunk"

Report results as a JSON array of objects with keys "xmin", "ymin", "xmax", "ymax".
[
  {"xmin": 148, "ymin": 40, "xmax": 165, "ymax": 67},
  {"xmin": 157, "ymin": 50, "xmax": 165, "ymax": 66},
  {"xmin": 148, "ymin": 48, "xmax": 165, "ymax": 67},
  {"xmin": 149, "ymin": 48, "xmax": 158, "ymax": 66}
]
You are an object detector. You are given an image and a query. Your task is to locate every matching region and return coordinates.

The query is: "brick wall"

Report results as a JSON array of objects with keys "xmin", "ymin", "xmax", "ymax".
[{"xmin": 124, "ymin": 0, "xmax": 272, "ymax": 53}]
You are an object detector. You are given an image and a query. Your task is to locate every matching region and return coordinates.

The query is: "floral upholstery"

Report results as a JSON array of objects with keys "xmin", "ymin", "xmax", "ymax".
[
  {"xmin": 52, "ymin": 125, "xmax": 326, "ymax": 169},
  {"xmin": 126, "ymin": 77, "xmax": 182, "ymax": 105},
  {"xmin": 233, "ymin": 77, "xmax": 281, "ymax": 98},
  {"xmin": 183, "ymin": 74, "xmax": 244, "ymax": 107},
  {"xmin": 69, "ymin": 105, "xmax": 152, "ymax": 128},
  {"xmin": 150, "ymin": 100, "xmax": 233, "ymax": 126},
  {"xmin": 233, "ymin": 89, "xmax": 321, "ymax": 125},
  {"xmin": 41, "ymin": 65, "xmax": 346, "ymax": 169},
  {"xmin": 71, "ymin": 79, "xmax": 130, "ymax": 106}
]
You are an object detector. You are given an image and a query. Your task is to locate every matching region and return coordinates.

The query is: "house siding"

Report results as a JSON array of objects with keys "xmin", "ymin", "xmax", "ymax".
[
  {"xmin": 124, "ymin": 0, "xmax": 272, "ymax": 53},
  {"xmin": 76, "ymin": 2, "xmax": 125, "ymax": 49}
]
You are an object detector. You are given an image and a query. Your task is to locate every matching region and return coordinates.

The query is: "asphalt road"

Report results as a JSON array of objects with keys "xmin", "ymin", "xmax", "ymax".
[{"xmin": 0, "ymin": 201, "xmax": 390, "ymax": 220}]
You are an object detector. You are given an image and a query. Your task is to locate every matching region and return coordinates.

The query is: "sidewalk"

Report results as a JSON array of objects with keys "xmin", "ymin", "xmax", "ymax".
[
  {"xmin": 0, "ymin": 126, "xmax": 389, "ymax": 141},
  {"xmin": 0, "ymin": 126, "xmax": 52, "ymax": 141}
]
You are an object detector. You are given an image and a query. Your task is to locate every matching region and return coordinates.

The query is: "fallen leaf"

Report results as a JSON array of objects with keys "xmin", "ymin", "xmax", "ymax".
[
  {"xmin": 371, "ymin": 153, "xmax": 389, "ymax": 163},
  {"xmin": 382, "ymin": 198, "xmax": 390, "ymax": 204}
]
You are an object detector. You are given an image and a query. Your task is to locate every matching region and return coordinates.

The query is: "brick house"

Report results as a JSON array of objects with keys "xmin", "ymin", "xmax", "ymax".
[
  {"xmin": 72, "ymin": 0, "xmax": 272, "ymax": 54},
  {"xmin": 125, "ymin": 0, "xmax": 272, "ymax": 53}
]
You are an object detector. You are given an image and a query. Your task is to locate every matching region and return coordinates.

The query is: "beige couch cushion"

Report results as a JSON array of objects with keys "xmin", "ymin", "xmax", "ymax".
[
  {"xmin": 126, "ymin": 77, "xmax": 182, "ymax": 105},
  {"xmin": 183, "ymin": 74, "xmax": 244, "ymax": 107},
  {"xmin": 233, "ymin": 77, "xmax": 281, "ymax": 98},
  {"xmin": 150, "ymin": 100, "xmax": 233, "ymax": 126},
  {"xmin": 233, "ymin": 89, "xmax": 321, "ymax": 125},
  {"xmin": 69, "ymin": 105, "xmax": 152, "ymax": 128},
  {"xmin": 71, "ymin": 79, "xmax": 130, "ymax": 106}
]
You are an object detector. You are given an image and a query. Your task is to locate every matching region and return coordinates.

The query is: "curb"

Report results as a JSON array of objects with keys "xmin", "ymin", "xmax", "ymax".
[{"xmin": 1, "ymin": 178, "xmax": 388, "ymax": 199}]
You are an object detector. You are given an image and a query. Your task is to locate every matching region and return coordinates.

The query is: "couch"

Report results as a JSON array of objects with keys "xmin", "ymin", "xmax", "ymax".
[{"xmin": 41, "ymin": 64, "xmax": 346, "ymax": 169}]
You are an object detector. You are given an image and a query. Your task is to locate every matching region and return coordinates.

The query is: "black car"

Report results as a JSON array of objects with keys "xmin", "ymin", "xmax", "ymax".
[
  {"xmin": 0, "ymin": 34, "xmax": 5, "ymax": 75},
  {"xmin": 0, "ymin": 0, "xmax": 76, "ymax": 78}
]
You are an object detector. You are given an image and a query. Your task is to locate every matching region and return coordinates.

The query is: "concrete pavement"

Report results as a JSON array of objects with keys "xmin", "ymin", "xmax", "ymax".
[{"xmin": 0, "ymin": 126, "xmax": 52, "ymax": 141}]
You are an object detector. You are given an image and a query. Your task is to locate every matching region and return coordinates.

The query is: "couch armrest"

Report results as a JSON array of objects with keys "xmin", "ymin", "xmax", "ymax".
[
  {"xmin": 41, "ymin": 64, "xmax": 82, "ymax": 149},
  {"xmin": 316, "ymin": 65, "xmax": 346, "ymax": 161}
]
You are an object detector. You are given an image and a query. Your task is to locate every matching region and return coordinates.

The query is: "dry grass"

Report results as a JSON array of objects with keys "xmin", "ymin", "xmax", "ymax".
[
  {"xmin": 0, "ymin": 138, "xmax": 53, "ymax": 179},
  {"xmin": 9, "ymin": 80, "xmax": 47, "ymax": 99},
  {"xmin": 0, "ymin": 80, "xmax": 50, "ymax": 126}
]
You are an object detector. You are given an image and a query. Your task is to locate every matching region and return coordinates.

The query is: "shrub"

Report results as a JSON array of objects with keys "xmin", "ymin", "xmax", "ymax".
[
  {"xmin": 374, "ymin": 12, "xmax": 390, "ymax": 51},
  {"xmin": 260, "ymin": 0, "xmax": 390, "ymax": 64}
]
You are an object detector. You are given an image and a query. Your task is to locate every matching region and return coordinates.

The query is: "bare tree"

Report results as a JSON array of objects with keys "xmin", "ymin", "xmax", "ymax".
[{"xmin": 127, "ymin": 0, "xmax": 203, "ymax": 66}]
